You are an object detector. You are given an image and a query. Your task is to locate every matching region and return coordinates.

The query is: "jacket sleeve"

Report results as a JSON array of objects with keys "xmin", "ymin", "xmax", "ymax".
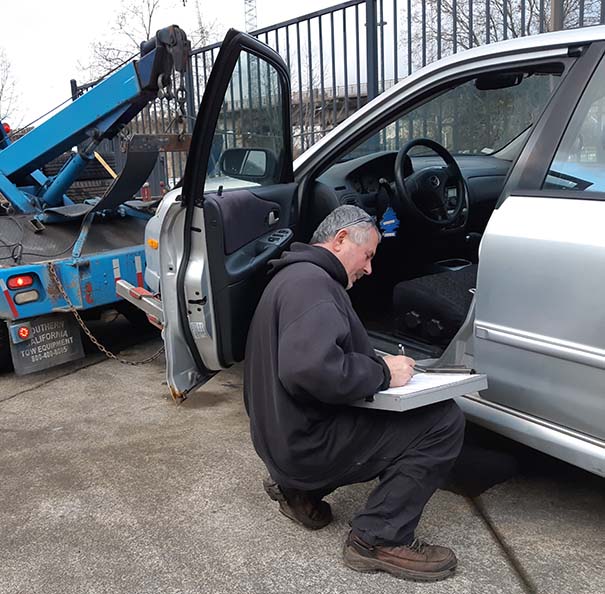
[{"xmin": 277, "ymin": 300, "xmax": 390, "ymax": 405}]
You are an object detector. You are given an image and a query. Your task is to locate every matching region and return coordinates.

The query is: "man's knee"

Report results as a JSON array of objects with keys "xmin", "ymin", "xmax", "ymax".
[{"xmin": 418, "ymin": 399, "xmax": 465, "ymax": 452}]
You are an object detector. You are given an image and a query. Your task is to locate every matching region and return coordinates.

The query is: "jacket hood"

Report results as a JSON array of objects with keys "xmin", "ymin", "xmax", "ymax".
[{"xmin": 268, "ymin": 242, "xmax": 348, "ymax": 288}]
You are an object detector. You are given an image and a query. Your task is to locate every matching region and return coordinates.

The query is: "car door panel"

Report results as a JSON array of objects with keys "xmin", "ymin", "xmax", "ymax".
[
  {"xmin": 472, "ymin": 44, "xmax": 605, "ymax": 441},
  {"xmin": 201, "ymin": 183, "xmax": 297, "ymax": 366},
  {"xmin": 159, "ymin": 30, "xmax": 295, "ymax": 397},
  {"xmin": 475, "ymin": 195, "xmax": 605, "ymax": 441}
]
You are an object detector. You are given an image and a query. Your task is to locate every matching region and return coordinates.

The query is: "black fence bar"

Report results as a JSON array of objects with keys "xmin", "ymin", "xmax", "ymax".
[
  {"xmin": 452, "ymin": 0, "xmax": 458, "ymax": 53},
  {"xmin": 469, "ymin": 0, "xmax": 473, "ymax": 46},
  {"xmin": 307, "ymin": 20, "xmax": 315, "ymax": 145},
  {"xmin": 295, "ymin": 21, "xmax": 304, "ymax": 152},
  {"xmin": 285, "ymin": 26, "xmax": 291, "ymax": 75},
  {"xmin": 343, "ymin": 9, "xmax": 349, "ymax": 119},
  {"xmin": 356, "ymin": 5, "xmax": 362, "ymax": 107},
  {"xmin": 407, "ymin": 0, "xmax": 412, "ymax": 75},
  {"xmin": 503, "ymin": 0, "xmax": 508, "ymax": 40},
  {"xmin": 366, "ymin": 0, "xmax": 379, "ymax": 101},
  {"xmin": 319, "ymin": 16, "xmax": 327, "ymax": 130},
  {"xmin": 330, "ymin": 11, "xmax": 337, "ymax": 132},
  {"xmin": 422, "ymin": 0, "xmax": 427, "ymax": 66},
  {"xmin": 437, "ymin": 0, "xmax": 442, "ymax": 59},
  {"xmin": 378, "ymin": 0, "xmax": 385, "ymax": 92}
]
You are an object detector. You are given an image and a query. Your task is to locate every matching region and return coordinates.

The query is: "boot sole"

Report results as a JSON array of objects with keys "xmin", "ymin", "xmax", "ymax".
[
  {"xmin": 343, "ymin": 544, "xmax": 457, "ymax": 582},
  {"xmin": 263, "ymin": 479, "xmax": 332, "ymax": 530},
  {"xmin": 263, "ymin": 479, "xmax": 285, "ymax": 502},
  {"xmin": 278, "ymin": 504, "xmax": 332, "ymax": 530}
]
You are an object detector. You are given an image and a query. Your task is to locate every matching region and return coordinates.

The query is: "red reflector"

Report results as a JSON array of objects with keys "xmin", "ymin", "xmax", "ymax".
[
  {"xmin": 7, "ymin": 275, "xmax": 34, "ymax": 290},
  {"xmin": 17, "ymin": 326, "xmax": 30, "ymax": 340},
  {"xmin": 2, "ymin": 122, "xmax": 10, "ymax": 134}
]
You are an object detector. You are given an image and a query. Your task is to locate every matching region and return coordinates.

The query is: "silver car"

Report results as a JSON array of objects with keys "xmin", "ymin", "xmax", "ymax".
[{"xmin": 120, "ymin": 27, "xmax": 605, "ymax": 477}]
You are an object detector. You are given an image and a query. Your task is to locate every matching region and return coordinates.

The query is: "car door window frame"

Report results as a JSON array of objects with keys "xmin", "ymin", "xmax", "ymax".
[
  {"xmin": 177, "ymin": 30, "xmax": 294, "ymax": 377},
  {"xmin": 181, "ymin": 30, "xmax": 294, "ymax": 209}
]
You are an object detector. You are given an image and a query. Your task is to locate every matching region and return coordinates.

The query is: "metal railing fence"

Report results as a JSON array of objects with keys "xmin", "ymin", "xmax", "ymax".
[{"xmin": 101, "ymin": 0, "xmax": 605, "ymax": 192}]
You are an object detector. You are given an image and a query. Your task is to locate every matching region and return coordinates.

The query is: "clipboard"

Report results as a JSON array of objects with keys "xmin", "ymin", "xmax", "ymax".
[{"xmin": 352, "ymin": 372, "xmax": 488, "ymax": 412}]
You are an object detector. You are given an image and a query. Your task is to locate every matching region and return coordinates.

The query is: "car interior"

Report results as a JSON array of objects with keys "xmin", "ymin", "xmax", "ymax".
[
  {"xmin": 293, "ymin": 64, "xmax": 566, "ymax": 360},
  {"xmin": 202, "ymin": 58, "xmax": 568, "ymax": 369}
]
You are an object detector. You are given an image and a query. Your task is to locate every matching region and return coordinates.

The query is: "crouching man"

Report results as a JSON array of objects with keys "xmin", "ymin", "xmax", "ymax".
[{"xmin": 244, "ymin": 205, "xmax": 464, "ymax": 582}]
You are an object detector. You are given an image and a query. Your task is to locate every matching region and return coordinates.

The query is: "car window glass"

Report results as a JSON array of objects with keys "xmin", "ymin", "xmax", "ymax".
[
  {"xmin": 544, "ymin": 57, "xmax": 605, "ymax": 193},
  {"xmin": 205, "ymin": 51, "xmax": 286, "ymax": 193},
  {"xmin": 342, "ymin": 67, "xmax": 563, "ymax": 161}
]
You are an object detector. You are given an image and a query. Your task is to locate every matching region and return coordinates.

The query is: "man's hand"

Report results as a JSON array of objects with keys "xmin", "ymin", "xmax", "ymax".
[{"xmin": 383, "ymin": 355, "xmax": 415, "ymax": 388}]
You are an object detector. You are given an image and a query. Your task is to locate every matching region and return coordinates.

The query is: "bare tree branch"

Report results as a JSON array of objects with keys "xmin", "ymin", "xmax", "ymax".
[
  {"xmin": 405, "ymin": 0, "xmax": 595, "ymax": 67},
  {"xmin": 79, "ymin": 0, "xmax": 216, "ymax": 80},
  {"xmin": 0, "ymin": 48, "xmax": 21, "ymax": 124}
]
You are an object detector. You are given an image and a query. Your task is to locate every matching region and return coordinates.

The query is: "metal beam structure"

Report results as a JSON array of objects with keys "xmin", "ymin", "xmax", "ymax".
[{"xmin": 244, "ymin": 0, "xmax": 257, "ymax": 32}]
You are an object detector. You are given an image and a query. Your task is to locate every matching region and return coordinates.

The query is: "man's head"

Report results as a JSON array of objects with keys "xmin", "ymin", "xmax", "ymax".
[{"xmin": 311, "ymin": 205, "xmax": 381, "ymax": 289}]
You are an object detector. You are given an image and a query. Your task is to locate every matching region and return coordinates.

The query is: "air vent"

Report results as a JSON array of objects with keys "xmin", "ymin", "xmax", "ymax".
[{"xmin": 341, "ymin": 194, "xmax": 360, "ymax": 206}]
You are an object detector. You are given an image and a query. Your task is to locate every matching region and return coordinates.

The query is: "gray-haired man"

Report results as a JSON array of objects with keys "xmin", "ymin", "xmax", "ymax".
[{"xmin": 244, "ymin": 205, "xmax": 464, "ymax": 582}]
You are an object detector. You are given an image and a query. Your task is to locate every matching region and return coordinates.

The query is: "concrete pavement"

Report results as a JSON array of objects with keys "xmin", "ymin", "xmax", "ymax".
[{"xmin": 1, "ymin": 332, "xmax": 603, "ymax": 594}]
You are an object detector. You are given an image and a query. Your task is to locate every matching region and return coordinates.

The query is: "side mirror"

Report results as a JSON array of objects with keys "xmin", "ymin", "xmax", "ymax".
[{"xmin": 218, "ymin": 148, "xmax": 277, "ymax": 182}]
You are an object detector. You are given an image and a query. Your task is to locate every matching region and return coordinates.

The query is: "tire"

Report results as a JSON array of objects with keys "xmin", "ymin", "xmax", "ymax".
[{"xmin": 115, "ymin": 301, "xmax": 156, "ymax": 331}]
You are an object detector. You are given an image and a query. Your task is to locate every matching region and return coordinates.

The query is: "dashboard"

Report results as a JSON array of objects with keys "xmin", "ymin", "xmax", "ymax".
[{"xmin": 315, "ymin": 150, "xmax": 512, "ymax": 233}]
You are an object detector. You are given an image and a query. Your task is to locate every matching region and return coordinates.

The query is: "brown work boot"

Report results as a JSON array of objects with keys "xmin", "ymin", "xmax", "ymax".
[
  {"xmin": 263, "ymin": 477, "xmax": 332, "ymax": 530},
  {"xmin": 343, "ymin": 531, "xmax": 457, "ymax": 582}
]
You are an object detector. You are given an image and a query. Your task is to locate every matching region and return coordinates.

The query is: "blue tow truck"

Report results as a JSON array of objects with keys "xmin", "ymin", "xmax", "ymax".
[{"xmin": 0, "ymin": 25, "xmax": 190, "ymax": 374}]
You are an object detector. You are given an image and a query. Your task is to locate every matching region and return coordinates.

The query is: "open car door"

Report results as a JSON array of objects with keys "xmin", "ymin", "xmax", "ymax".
[{"xmin": 157, "ymin": 30, "xmax": 296, "ymax": 399}]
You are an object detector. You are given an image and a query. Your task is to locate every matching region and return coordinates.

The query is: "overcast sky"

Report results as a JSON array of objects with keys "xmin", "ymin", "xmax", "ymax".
[{"xmin": 3, "ymin": 0, "xmax": 337, "ymax": 125}]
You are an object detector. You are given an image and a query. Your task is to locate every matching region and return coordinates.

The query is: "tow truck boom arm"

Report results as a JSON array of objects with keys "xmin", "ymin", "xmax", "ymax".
[{"xmin": 0, "ymin": 25, "xmax": 189, "ymax": 213}]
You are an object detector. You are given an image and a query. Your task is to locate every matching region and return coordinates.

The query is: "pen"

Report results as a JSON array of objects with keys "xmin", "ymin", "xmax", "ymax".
[
  {"xmin": 420, "ymin": 367, "xmax": 475, "ymax": 374},
  {"xmin": 399, "ymin": 344, "xmax": 429, "ymax": 373},
  {"xmin": 398, "ymin": 345, "xmax": 473, "ymax": 373}
]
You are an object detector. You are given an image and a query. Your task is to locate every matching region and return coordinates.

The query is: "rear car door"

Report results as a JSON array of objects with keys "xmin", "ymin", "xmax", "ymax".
[
  {"xmin": 157, "ymin": 30, "xmax": 296, "ymax": 398},
  {"xmin": 472, "ymin": 41, "xmax": 605, "ymax": 453}
]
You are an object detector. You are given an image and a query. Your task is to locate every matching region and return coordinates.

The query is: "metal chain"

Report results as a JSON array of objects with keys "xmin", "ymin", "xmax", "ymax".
[
  {"xmin": 47, "ymin": 262, "xmax": 165, "ymax": 366},
  {"xmin": 175, "ymin": 72, "xmax": 188, "ymax": 139}
]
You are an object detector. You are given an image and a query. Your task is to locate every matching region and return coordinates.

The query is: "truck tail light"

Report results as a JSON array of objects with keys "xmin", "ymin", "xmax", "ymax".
[
  {"xmin": 2, "ymin": 122, "xmax": 10, "ymax": 134},
  {"xmin": 17, "ymin": 326, "xmax": 30, "ymax": 340},
  {"xmin": 7, "ymin": 274, "xmax": 34, "ymax": 290}
]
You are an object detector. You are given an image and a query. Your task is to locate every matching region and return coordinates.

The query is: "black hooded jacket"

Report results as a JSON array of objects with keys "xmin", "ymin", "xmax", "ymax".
[{"xmin": 244, "ymin": 242, "xmax": 391, "ymax": 490}]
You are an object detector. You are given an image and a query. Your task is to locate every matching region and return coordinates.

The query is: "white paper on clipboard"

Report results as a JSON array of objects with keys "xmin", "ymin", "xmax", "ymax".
[{"xmin": 352, "ymin": 372, "xmax": 488, "ymax": 412}]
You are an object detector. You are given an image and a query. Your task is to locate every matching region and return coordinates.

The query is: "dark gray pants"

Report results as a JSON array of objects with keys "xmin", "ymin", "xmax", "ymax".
[{"xmin": 290, "ymin": 400, "xmax": 465, "ymax": 546}]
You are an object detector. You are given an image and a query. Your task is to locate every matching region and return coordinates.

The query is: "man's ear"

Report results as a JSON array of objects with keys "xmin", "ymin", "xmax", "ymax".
[{"xmin": 332, "ymin": 229, "xmax": 348, "ymax": 252}]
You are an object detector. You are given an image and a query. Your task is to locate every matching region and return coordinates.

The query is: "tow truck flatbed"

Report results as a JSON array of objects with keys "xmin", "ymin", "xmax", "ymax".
[{"xmin": 0, "ymin": 215, "xmax": 147, "ymax": 267}]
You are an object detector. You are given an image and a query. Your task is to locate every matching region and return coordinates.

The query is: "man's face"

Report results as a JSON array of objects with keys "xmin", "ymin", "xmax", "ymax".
[{"xmin": 334, "ymin": 228, "xmax": 380, "ymax": 289}]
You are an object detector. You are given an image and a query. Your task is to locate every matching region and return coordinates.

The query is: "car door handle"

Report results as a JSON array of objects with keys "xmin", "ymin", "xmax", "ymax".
[{"xmin": 267, "ymin": 210, "xmax": 279, "ymax": 225}]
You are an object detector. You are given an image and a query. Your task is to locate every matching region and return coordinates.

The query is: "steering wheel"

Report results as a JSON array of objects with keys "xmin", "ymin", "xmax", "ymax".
[{"xmin": 393, "ymin": 138, "xmax": 466, "ymax": 227}]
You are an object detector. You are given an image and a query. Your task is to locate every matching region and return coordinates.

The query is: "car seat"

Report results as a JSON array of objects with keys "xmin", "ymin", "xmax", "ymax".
[{"xmin": 392, "ymin": 264, "xmax": 477, "ymax": 344}]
